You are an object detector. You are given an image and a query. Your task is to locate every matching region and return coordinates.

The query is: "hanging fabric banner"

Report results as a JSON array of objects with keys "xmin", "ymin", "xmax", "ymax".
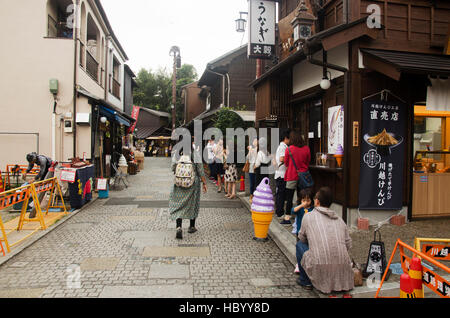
[
  {"xmin": 359, "ymin": 97, "xmax": 406, "ymax": 210},
  {"xmin": 128, "ymin": 105, "xmax": 141, "ymax": 134},
  {"xmin": 248, "ymin": 0, "xmax": 276, "ymax": 59}
]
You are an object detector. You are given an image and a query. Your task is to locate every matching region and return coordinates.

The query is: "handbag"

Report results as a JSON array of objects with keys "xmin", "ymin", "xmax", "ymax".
[
  {"xmin": 242, "ymin": 160, "xmax": 250, "ymax": 173},
  {"xmin": 288, "ymin": 147, "xmax": 314, "ymax": 190}
]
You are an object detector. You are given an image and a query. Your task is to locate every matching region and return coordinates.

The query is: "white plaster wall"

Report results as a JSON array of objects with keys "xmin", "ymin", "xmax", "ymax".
[
  {"xmin": 0, "ymin": 0, "xmax": 74, "ymax": 168},
  {"xmin": 293, "ymin": 44, "xmax": 349, "ymax": 95}
]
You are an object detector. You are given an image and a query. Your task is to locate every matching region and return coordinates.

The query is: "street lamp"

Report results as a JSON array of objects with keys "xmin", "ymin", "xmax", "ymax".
[
  {"xmin": 169, "ymin": 46, "xmax": 181, "ymax": 131},
  {"xmin": 320, "ymin": 71, "xmax": 332, "ymax": 90},
  {"xmin": 235, "ymin": 12, "xmax": 248, "ymax": 33}
]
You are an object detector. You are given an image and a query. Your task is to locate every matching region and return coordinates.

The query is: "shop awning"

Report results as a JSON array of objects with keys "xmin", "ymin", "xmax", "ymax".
[
  {"xmin": 98, "ymin": 105, "xmax": 132, "ymax": 127},
  {"xmin": 361, "ymin": 48, "xmax": 450, "ymax": 81}
]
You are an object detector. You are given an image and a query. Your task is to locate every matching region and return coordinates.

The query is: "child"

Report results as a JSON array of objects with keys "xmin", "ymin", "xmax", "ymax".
[{"xmin": 291, "ymin": 188, "xmax": 314, "ymax": 274}]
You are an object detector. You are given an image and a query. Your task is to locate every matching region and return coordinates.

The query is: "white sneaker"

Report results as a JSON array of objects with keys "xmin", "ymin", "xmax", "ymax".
[{"xmin": 294, "ymin": 264, "xmax": 300, "ymax": 274}]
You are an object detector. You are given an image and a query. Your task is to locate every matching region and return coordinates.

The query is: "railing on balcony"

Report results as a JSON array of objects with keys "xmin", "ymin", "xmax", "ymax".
[
  {"xmin": 47, "ymin": 15, "xmax": 73, "ymax": 39},
  {"xmin": 86, "ymin": 50, "xmax": 99, "ymax": 82},
  {"xmin": 112, "ymin": 77, "xmax": 121, "ymax": 100}
]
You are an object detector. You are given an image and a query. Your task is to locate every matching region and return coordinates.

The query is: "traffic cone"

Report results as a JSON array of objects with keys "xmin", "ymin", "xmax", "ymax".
[
  {"xmin": 409, "ymin": 257, "xmax": 424, "ymax": 298},
  {"xmin": 240, "ymin": 175, "xmax": 245, "ymax": 192},
  {"xmin": 400, "ymin": 273, "xmax": 415, "ymax": 298}
]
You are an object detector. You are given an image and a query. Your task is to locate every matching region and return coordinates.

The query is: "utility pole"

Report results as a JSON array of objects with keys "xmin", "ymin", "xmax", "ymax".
[{"xmin": 169, "ymin": 46, "xmax": 181, "ymax": 130}]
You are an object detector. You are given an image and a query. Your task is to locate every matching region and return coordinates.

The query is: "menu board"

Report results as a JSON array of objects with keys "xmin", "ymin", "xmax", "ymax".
[{"xmin": 359, "ymin": 98, "xmax": 406, "ymax": 210}]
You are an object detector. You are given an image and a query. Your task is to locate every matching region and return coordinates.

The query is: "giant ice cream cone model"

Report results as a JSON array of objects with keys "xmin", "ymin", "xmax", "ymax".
[
  {"xmin": 118, "ymin": 154, "xmax": 128, "ymax": 175},
  {"xmin": 334, "ymin": 144, "xmax": 344, "ymax": 168},
  {"xmin": 251, "ymin": 177, "xmax": 274, "ymax": 241}
]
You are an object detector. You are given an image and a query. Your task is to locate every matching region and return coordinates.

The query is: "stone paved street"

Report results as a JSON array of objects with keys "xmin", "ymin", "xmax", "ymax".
[{"xmin": 0, "ymin": 157, "xmax": 315, "ymax": 298}]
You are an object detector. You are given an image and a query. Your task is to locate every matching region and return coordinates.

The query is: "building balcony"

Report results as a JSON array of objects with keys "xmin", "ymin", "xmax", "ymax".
[
  {"xmin": 86, "ymin": 50, "xmax": 99, "ymax": 82},
  {"xmin": 112, "ymin": 77, "xmax": 121, "ymax": 100}
]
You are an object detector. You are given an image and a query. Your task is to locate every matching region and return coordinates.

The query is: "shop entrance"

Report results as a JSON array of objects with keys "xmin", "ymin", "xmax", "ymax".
[{"xmin": 412, "ymin": 105, "xmax": 450, "ymax": 218}]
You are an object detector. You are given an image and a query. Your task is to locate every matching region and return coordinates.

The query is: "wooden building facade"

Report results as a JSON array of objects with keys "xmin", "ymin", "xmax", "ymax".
[{"xmin": 251, "ymin": 0, "xmax": 450, "ymax": 226}]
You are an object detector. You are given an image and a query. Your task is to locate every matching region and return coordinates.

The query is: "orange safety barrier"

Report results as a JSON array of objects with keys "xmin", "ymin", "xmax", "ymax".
[
  {"xmin": 0, "ymin": 177, "xmax": 68, "ymax": 255},
  {"xmin": 5, "ymin": 164, "xmax": 39, "ymax": 189},
  {"xmin": 17, "ymin": 177, "xmax": 67, "ymax": 231},
  {"xmin": 0, "ymin": 170, "xmax": 4, "ymax": 193},
  {"xmin": 0, "ymin": 184, "xmax": 34, "ymax": 253},
  {"xmin": 375, "ymin": 239, "xmax": 450, "ymax": 298}
]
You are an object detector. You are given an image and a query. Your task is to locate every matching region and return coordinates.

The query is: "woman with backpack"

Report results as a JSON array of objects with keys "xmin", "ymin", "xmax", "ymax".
[
  {"xmin": 169, "ymin": 143, "xmax": 207, "ymax": 240},
  {"xmin": 281, "ymin": 131, "xmax": 312, "ymax": 225}
]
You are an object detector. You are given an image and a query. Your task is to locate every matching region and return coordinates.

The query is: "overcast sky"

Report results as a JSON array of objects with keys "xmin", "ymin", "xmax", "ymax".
[{"xmin": 101, "ymin": 0, "xmax": 251, "ymax": 79}]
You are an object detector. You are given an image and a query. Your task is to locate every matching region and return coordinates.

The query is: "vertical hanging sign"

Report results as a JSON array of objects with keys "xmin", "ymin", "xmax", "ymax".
[
  {"xmin": 248, "ymin": 0, "xmax": 276, "ymax": 59},
  {"xmin": 359, "ymin": 97, "xmax": 406, "ymax": 210},
  {"xmin": 128, "ymin": 105, "xmax": 140, "ymax": 134}
]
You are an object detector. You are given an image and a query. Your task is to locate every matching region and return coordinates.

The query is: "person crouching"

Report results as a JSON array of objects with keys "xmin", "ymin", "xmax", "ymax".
[{"xmin": 295, "ymin": 187, "xmax": 354, "ymax": 294}]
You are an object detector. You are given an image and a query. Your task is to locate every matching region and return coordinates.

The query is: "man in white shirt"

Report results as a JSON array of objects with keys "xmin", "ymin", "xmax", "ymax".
[
  {"xmin": 206, "ymin": 139, "xmax": 216, "ymax": 180},
  {"xmin": 275, "ymin": 130, "xmax": 290, "ymax": 218}
]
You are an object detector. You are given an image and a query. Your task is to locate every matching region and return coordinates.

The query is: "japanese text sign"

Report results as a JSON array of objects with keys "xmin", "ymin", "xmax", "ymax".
[
  {"xmin": 248, "ymin": 0, "xmax": 276, "ymax": 59},
  {"xmin": 359, "ymin": 98, "xmax": 406, "ymax": 210}
]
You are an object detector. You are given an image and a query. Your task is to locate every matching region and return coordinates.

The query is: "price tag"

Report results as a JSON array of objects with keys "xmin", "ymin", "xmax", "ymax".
[{"xmin": 60, "ymin": 169, "xmax": 76, "ymax": 183}]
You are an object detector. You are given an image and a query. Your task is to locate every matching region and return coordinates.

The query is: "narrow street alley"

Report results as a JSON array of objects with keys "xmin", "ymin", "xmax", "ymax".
[{"xmin": 0, "ymin": 157, "xmax": 314, "ymax": 298}]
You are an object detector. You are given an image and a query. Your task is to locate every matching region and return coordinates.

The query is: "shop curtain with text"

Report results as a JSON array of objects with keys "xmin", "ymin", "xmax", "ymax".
[{"xmin": 358, "ymin": 98, "xmax": 406, "ymax": 210}]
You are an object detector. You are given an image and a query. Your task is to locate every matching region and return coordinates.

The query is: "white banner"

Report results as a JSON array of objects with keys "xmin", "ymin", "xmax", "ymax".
[{"xmin": 248, "ymin": 0, "xmax": 276, "ymax": 59}]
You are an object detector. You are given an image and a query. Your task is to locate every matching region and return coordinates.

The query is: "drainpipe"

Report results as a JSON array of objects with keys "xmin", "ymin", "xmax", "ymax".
[
  {"xmin": 72, "ymin": 0, "xmax": 80, "ymax": 159},
  {"xmin": 104, "ymin": 37, "xmax": 111, "ymax": 100},
  {"xmin": 226, "ymin": 73, "xmax": 231, "ymax": 107}
]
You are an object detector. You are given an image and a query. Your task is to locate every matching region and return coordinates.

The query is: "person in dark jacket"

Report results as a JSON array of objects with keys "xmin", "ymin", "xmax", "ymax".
[{"xmin": 23, "ymin": 152, "xmax": 53, "ymax": 182}]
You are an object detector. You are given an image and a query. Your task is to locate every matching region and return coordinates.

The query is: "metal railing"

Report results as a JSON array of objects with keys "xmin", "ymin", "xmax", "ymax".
[
  {"xmin": 112, "ymin": 77, "xmax": 121, "ymax": 100},
  {"xmin": 86, "ymin": 50, "xmax": 99, "ymax": 82}
]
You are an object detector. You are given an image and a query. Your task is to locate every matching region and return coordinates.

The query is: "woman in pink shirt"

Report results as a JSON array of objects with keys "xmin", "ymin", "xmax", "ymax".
[{"xmin": 281, "ymin": 130, "xmax": 311, "ymax": 224}]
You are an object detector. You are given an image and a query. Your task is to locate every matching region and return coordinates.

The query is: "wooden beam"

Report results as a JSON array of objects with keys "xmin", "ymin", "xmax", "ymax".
[
  {"xmin": 362, "ymin": 53, "xmax": 401, "ymax": 81},
  {"xmin": 322, "ymin": 22, "xmax": 379, "ymax": 51},
  {"xmin": 445, "ymin": 23, "xmax": 450, "ymax": 55}
]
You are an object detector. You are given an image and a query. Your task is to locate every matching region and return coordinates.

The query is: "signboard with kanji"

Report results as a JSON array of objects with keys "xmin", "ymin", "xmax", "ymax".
[
  {"xmin": 359, "ymin": 98, "xmax": 406, "ymax": 210},
  {"xmin": 248, "ymin": 0, "xmax": 276, "ymax": 60}
]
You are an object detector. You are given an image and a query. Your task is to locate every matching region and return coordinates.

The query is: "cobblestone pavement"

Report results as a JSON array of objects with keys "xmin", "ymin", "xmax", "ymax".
[{"xmin": 0, "ymin": 157, "xmax": 315, "ymax": 298}]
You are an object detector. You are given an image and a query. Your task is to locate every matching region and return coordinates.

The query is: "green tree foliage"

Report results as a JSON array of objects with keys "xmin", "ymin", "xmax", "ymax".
[
  {"xmin": 213, "ymin": 107, "xmax": 245, "ymax": 136},
  {"xmin": 133, "ymin": 64, "xmax": 198, "ymax": 127}
]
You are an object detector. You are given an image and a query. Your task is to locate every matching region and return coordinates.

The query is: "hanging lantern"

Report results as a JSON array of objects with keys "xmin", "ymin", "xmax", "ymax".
[{"xmin": 235, "ymin": 12, "xmax": 248, "ymax": 33}]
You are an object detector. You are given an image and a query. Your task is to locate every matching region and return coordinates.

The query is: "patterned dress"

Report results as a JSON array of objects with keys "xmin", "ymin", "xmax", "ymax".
[
  {"xmin": 169, "ymin": 151, "xmax": 205, "ymax": 221},
  {"xmin": 225, "ymin": 164, "xmax": 238, "ymax": 182}
]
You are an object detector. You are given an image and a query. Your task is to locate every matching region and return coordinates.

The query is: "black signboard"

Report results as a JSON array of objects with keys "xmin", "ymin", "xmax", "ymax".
[{"xmin": 358, "ymin": 98, "xmax": 406, "ymax": 210}]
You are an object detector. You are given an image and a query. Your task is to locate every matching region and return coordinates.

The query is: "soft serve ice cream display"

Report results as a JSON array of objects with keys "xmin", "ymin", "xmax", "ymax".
[
  {"xmin": 334, "ymin": 144, "xmax": 344, "ymax": 167},
  {"xmin": 250, "ymin": 178, "xmax": 275, "ymax": 241}
]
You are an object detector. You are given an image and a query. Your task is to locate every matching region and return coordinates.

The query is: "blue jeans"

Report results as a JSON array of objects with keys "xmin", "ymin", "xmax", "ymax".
[
  {"xmin": 249, "ymin": 173, "xmax": 256, "ymax": 195},
  {"xmin": 296, "ymin": 241, "xmax": 312, "ymax": 286}
]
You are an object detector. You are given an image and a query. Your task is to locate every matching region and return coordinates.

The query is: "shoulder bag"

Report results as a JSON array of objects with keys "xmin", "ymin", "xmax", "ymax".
[{"xmin": 288, "ymin": 147, "xmax": 314, "ymax": 190}]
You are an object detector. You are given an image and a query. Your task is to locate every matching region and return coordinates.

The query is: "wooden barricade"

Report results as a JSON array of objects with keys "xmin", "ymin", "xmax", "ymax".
[
  {"xmin": 0, "ymin": 177, "xmax": 68, "ymax": 255},
  {"xmin": 375, "ymin": 239, "xmax": 450, "ymax": 298}
]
